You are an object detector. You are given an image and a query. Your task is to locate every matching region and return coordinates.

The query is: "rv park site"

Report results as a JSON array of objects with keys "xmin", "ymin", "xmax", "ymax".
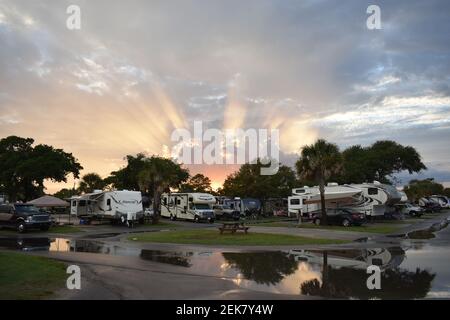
[{"xmin": 1, "ymin": 136, "xmax": 450, "ymax": 300}]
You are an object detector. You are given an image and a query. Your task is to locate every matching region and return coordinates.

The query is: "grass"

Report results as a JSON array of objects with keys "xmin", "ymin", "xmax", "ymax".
[
  {"xmin": 0, "ymin": 252, "xmax": 66, "ymax": 300},
  {"xmin": 49, "ymin": 225, "xmax": 83, "ymax": 233},
  {"xmin": 296, "ymin": 223, "xmax": 402, "ymax": 234},
  {"xmin": 128, "ymin": 229, "xmax": 348, "ymax": 246}
]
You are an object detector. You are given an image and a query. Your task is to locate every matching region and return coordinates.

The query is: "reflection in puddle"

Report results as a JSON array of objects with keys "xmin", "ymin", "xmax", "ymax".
[{"xmin": 0, "ymin": 236, "xmax": 449, "ymax": 299}]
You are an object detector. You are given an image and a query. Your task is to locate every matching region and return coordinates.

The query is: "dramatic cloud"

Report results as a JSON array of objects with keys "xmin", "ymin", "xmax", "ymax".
[{"xmin": 0, "ymin": 0, "xmax": 449, "ymax": 192}]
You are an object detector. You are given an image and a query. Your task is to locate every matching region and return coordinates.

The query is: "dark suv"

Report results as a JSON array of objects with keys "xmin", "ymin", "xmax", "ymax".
[
  {"xmin": 0, "ymin": 203, "xmax": 52, "ymax": 233},
  {"xmin": 312, "ymin": 208, "xmax": 366, "ymax": 227}
]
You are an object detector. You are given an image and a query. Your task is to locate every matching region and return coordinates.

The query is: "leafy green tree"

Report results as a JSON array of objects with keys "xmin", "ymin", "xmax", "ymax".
[
  {"xmin": 53, "ymin": 188, "xmax": 79, "ymax": 200},
  {"xmin": 0, "ymin": 136, "xmax": 83, "ymax": 201},
  {"xmin": 295, "ymin": 139, "xmax": 342, "ymax": 225},
  {"xmin": 444, "ymin": 188, "xmax": 450, "ymax": 198},
  {"xmin": 404, "ymin": 178, "xmax": 444, "ymax": 202},
  {"xmin": 222, "ymin": 158, "xmax": 297, "ymax": 212},
  {"xmin": 137, "ymin": 156, "xmax": 189, "ymax": 217},
  {"xmin": 338, "ymin": 140, "xmax": 426, "ymax": 184},
  {"xmin": 180, "ymin": 173, "xmax": 212, "ymax": 193},
  {"xmin": 104, "ymin": 153, "xmax": 147, "ymax": 190},
  {"xmin": 78, "ymin": 173, "xmax": 105, "ymax": 194}
]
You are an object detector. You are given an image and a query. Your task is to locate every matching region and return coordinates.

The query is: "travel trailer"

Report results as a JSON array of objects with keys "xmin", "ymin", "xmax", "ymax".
[
  {"xmin": 287, "ymin": 184, "xmax": 363, "ymax": 217},
  {"xmin": 287, "ymin": 181, "xmax": 404, "ymax": 218},
  {"xmin": 161, "ymin": 192, "xmax": 215, "ymax": 223},
  {"xmin": 428, "ymin": 195, "xmax": 450, "ymax": 209},
  {"xmin": 350, "ymin": 182, "xmax": 403, "ymax": 216},
  {"xmin": 70, "ymin": 190, "xmax": 144, "ymax": 227},
  {"xmin": 221, "ymin": 197, "xmax": 262, "ymax": 217}
]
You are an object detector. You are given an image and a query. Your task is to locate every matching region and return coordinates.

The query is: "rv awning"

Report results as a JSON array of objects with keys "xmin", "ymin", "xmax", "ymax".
[{"xmin": 27, "ymin": 195, "xmax": 70, "ymax": 208}]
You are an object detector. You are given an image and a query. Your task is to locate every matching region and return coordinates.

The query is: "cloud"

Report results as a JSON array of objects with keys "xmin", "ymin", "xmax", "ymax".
[{"xmin": 0, "ymin": 0, "xmax": 449, "ymax": 192}]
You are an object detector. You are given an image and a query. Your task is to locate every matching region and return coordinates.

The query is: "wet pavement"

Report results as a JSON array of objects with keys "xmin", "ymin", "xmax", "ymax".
[{"xmin": 1, "ymin": 212, "xmax": 450, "ymax": 299}]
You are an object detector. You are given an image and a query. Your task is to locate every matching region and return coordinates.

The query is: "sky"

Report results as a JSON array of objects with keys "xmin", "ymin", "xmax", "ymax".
[{"xmin": 0, "ymin": 0, "xmax": 449, "ymax": 193}]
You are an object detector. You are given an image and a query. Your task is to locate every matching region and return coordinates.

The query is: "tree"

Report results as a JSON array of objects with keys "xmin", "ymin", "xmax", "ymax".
[
  {"xmin": 180, "ymin": 174, "xmax": 212, "ymax": 193},
  {"xmin": 78, "ymin": 173, "xmax": 105, "ymax": 194},
  {"xmin": 0, "ymin": 136, "xmax": 83, "ymax": 201},
  {"xmin": 54, "ymin": 188, "xmax": 79, "ymax": 200},
  {"xmin": 221, "ymin": 158, "xmax": 297, "ymax": 213},
  {"xmin": 295, "ymin": 139, "xmax": 342, "ymax": 225},
  {"xmin": 444, "ymin": 188, "xmax": 450, "ymax": 198},
  {"xmin": 104, "ymin": 153, "xmax": 147, "ymax": 190},
  {"xmin": 339, "ymin": 140, "xmax": 426, "ymax": 184},
  {"xmin": 137, "ymin": 156, "xmax": 189, "ymax": 218},
  {"xmin": 404, "ymin": 178, "xmax": 444, "ymax": 202}
]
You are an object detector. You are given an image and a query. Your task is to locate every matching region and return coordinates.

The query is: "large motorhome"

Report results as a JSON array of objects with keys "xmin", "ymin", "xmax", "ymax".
[
  {"xmin": 70, "ymin": 190, "xmax": 144, "ymax": 227},
  {"xmin": 350, "ymin": 182, "xmax": 403, "ymax": 216},
  {"xmin": 161, "ymin": 192, "xmax": 215, "ymax": 222},
  {"xmin": 287, "ymin": 184, "xmax": 363, "ymax": 217},
  {"xmin": 287, "ymin": 181, "xmax": 403, "ymax": 218}
]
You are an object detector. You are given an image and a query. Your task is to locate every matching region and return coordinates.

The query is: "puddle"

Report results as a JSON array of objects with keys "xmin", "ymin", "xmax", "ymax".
[
  {"xmin": 1, "ymin": 233, "xmax": 450, "ymax": 299},
  {"xmin": 407, "ymin": 221, "xmax": 449, "ymax": 240}
]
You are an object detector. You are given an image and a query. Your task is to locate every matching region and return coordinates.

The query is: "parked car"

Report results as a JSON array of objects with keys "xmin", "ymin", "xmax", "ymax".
[
  {"xmin": 312, "ymin": 208, "xmax": 366, "ymax": 227},
  {"xmin": 0, "ymin": 203, "xmax": 52, "ymax": 233},
  {"xmin": 394, "ymin": 203, "xmax": 424, "ymax": 217},
  {"xmin": 213, "ymin": 204, "xmax": 240, "ymax": 220},
  {"xmin": 419, "ymin": 198, "xmax": 442, "ymax": 213}
]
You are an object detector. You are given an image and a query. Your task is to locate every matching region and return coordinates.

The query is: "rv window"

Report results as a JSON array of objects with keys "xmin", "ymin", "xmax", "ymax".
[
  {"xmin": 162, "ymin": 198, "xmax": 167, "ymax": 205},
  {"xmin": 106, "ymin": 199, "xmax": 111, "ymax": 206},
  {"xmin": 188, "ymin": 197, "xmax": 193, "ymax": 202},
  {"xmin": 71, "ymin": 200, "xmax": 77, "ymax": 207},
  {"xmin": 290, "ymin": 199, "xmax": 300, "ymax": 205},
  {"xmin": 79, "ymin": 200, "xmax": 86, "ymax": 207},
  {"xmin": 177, "ymin": 199, "xmax": 181, "ymax": 205},
  {"xmin": 368, "ymin": 188, "xmax": 378, "ymax": 195}
]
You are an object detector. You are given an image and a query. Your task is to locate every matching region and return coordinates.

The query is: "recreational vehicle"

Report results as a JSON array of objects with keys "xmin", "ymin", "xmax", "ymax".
[
  {"xmin": 428, "ymin": 195, "xmax": 450, "ymax": 209},
  {"xmin": 350, "ymin": 182, "xmax": 403, "ymax": 216},
  {"xmin": 70, "ymin": 190, "xmax": 144, "ymax": 227},
  {"xmin": 160, "ymin": 192, "xmax": 215, "ymax": 223},
  {"xmin": 0, "ymin": 194, "xmax": 6, "ymax": 204},
  {"xmin": 221, "ymin": 197, "xmax": 262, "ymax": 218},
  {"xmin": 287, "ymin": 184, "xmax": 363, "ymax": 217},
  {"xmin": 287, "ymin": 181, "xmax": 404, "ymax": 218}
]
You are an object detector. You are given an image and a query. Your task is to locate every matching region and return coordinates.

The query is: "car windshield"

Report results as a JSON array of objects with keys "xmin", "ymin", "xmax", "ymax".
[
  {"xmin": 222, "ymin": 205, "xmax": 231, "ymax": 209},
  {"xmin": 15, "ymin": 205, "xmax": 41, "ymax": 215}
]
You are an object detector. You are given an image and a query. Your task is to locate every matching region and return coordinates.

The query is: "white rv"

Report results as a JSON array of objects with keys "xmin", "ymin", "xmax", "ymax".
[
  {"xmin": 160, "ymin": 193, "xmax": 215, "ymax": 223},
  {"xmin": 350, "ymin": 182, "xmax": 403, "ymax": 216},
  {"xmin": 287, "ymin": 181, "xmax": 403, "ymax": 218},
  {"xmin": 70, "ymin": 190, "xmax": 144, "ymax": 227},
  {"xmin": 287, "ymin": 184, "xmax": 363, "ymax": 217}
]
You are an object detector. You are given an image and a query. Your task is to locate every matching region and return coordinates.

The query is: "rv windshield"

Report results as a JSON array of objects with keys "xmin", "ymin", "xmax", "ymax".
[{"xmin": 192, "ymin": 203, "xmax": 211, "ymax": 210}]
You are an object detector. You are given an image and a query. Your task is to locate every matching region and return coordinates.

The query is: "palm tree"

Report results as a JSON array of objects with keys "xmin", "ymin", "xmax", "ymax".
[
  {"xmin": 78, "ymin": 172, "xmax": 105, "ymax": 194},
  {"xmin": 138, "ymin": 156, "xmax": 189, "ymax": 221},
  {"xmin": 295, "ymin": 139, "xmax": 342, "ymax": 226}
]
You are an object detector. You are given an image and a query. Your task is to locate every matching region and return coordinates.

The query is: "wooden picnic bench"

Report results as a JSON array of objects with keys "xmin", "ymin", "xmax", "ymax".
[{"xmin": 218, "ymin": 222, "xmax": 249, "ymax": 234}]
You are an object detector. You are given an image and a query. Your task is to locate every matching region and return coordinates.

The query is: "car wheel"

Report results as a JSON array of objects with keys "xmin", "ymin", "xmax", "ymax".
[
  {"xmin": 410, "ymin": 211, "xmax": 416, "ymax": 217},
  {"xmin": 314, "ymin": 218, "xmax": 321, "ymax": 226},
  {"xmin": 170, "ymin": 214, "xmax": 175, "ymax": 221},
  {"xmin": 194, "ymin": 216, "xmax": 199, "ymax": 223},
  {"xmin": 17, "ymin": 221, "xmax": 26, "ymax": 233},
  {"xmin": 342, "ymin": 219, "xmax": 350, "ymax": 227}
]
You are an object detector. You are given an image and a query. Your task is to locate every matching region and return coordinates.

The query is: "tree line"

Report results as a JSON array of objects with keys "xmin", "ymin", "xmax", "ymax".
[{"xmin": 1, "ymin": 135, "xmax": 448, "ymax": 221}]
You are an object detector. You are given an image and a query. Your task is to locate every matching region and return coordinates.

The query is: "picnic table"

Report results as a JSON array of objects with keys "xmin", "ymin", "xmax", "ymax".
[{"xmin": 218, "ymin": 222, "xmax": 249, "ymax": 234}]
